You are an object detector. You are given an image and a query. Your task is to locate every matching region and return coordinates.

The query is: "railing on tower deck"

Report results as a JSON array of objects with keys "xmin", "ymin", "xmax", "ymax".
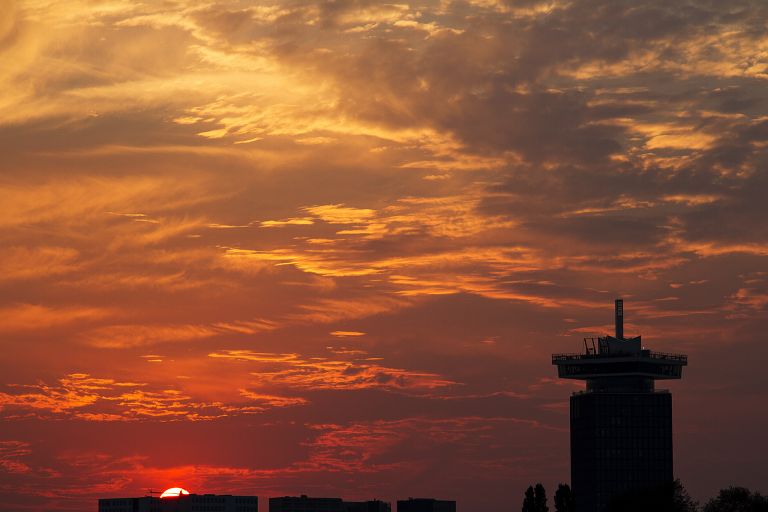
[
  {"xmin": 647, "ymin": 351, "xmax": 688, "ymax": 362},
  {"xmin": 552, "ymin": 351, "xmax": 688, "ymax": 364}
]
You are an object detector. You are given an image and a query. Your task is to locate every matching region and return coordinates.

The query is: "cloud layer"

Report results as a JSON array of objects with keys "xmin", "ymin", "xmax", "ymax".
[{"xmin": 1, "ymin": 0, "xmax": 767, "ymax": 510}]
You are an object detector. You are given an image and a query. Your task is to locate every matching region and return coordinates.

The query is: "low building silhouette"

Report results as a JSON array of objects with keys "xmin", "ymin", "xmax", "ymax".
[
  {"xmin": 345, "ymin": 500, "xmax": 391, "ymax": 512},
  {"xmin": 396, "ymin": 498, "xmax": 455, "ymax": 512},
  {"xmin": 269, "ymin": 495, "xmax": 390, "ymax": 512},
  {"xmin": 99, "ymin": 491, "xmax": 258, "ymax": 512},
  {"xmin": 552, "ymin": 299, "xmax": 688, "ymax": 512}
]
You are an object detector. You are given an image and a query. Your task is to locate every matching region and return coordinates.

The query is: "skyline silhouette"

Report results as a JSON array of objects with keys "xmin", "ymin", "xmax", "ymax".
[{"xmin": 98, "ymin": 492, "xmax": 452, "ymax": 512}]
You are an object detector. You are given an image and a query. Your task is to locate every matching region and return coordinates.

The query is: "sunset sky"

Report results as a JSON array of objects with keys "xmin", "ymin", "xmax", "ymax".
[{"xmin": 1, "ymin": 1, "xmax": 767, "ymax": 510}]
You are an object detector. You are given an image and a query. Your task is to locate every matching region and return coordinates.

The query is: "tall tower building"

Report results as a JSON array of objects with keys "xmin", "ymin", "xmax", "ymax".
[{"xmin": 552, "ymin": 300, "xmax": 687, "ymax": 512}]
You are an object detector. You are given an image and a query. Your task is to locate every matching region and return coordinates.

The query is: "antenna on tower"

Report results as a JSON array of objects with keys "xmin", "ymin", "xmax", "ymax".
[{"xmin": 147, "ymin": 489, "xmax": 159, "ymax": 497}]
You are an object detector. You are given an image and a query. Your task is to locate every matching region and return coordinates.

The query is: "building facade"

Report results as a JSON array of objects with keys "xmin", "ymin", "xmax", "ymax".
[
  {"xmin": 98, "ymin": 493, "xmax": 258, "ymax": 512},
  {"xmin": 345, "ymin": 500, "xmax": 391, "ymax": 512},
  {"xmin": 269, "ymin": 496, "xmax": 390, "ymax": 512},
  {"xmin": 396, "ymin": 498, "xmax": 456, "ymax": 512},
  {"xmin": 552, "ymin": 300, "xmax": 687, "ymax": 512}
]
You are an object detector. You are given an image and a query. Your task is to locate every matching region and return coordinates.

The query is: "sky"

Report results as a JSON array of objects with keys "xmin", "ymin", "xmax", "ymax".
[{"xmin": 1, "ymin": 0, "xmax": 767, "ymax": 510}]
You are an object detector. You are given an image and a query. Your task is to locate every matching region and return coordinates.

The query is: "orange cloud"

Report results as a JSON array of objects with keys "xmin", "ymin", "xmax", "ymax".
[
  {"xmin": 80, "ymin": 318, "xmax": 279, "ymax": 348},
  {"xmin": 288, "ymin": 296, "xmax": 411, "ymax": 324},
  {"xmin": 0, "ymin": 246, "xmax": 81, "ymax": 281},
  {"xmin": 209, "ymin": 350, "xmax": 457, "ymax": 392},
  {"xmin": 303, "ymin": 204, "xmax": 376, "ymax": 224},
  {"xmin": 0, "ymin": 441, "xmax": 32, "ymax": 474},
  {"xmin": 81, "ymin": 324, "xmax": 220, "ymax": 348},
  {"xmin": 0, "ymin": 373, "xmax": 308, "ymax": 422},
  {"xmin": 0, "ymin": 304, "xmax": 113, "ymax": 332}
]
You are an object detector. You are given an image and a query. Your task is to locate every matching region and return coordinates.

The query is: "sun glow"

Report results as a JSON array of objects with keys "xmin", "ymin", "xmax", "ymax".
[{"xmin": 160, "ymin": 487, "xmax": 190, "ymax": 498}]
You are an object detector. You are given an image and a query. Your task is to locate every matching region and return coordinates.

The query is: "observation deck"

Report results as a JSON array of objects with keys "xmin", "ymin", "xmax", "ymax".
[
  {"xmin": 552, "ymin": 300, "xmax": 687, "ymax": 390},
  {"xmin": 552, "ymin": 345, "xmax": 687, "ymax": 380}
]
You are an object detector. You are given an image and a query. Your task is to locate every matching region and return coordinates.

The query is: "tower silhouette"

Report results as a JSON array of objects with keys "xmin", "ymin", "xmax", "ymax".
[{"xmin": 552, "ymin": 300, "xmax": 687, "ymax": 512}]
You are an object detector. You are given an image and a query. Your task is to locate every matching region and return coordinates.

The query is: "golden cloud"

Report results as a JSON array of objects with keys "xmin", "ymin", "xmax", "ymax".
[{"xmin": 209, "ymin": 349, "xmax": 457, "ymax": 392}]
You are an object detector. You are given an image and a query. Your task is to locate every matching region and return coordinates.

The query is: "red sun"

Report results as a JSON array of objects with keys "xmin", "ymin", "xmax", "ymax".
[{"xmin": 160, "ymin": 487, "xmax": 190, "ymax": 498}]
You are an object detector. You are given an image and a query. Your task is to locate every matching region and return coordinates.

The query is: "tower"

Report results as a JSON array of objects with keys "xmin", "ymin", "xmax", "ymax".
[{"xmin": 552, "ymin": 300, "xmax": 687, "ymax": 512}]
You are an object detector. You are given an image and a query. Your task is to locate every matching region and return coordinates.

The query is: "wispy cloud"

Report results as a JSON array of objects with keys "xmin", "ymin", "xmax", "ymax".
[
  {"xmin": 209, "ymin": 350, "xmax": 457, "ymax": 392},
  {"xmin": 0, "ymin": 373, "xmax": 307, "ymax": 422},
  {"xmin": 0, "ymin": 304, "xmax": 113, "ymax": 332}
]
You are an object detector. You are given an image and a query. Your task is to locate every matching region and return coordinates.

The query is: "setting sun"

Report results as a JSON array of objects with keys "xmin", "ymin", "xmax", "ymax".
[{"xmin": 160, "ymin": 487, "xmax": 190, "ymax": 498}]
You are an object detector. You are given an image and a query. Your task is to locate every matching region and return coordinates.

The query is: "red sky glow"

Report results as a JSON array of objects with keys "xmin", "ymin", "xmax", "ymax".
[{"xmin": 1, "ymin": 1, "xmax": 767, "ymax": 510}]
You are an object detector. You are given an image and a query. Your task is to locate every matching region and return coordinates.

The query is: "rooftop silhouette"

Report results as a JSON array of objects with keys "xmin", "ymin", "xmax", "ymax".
[
  {"xmin": 397, "ymin": 498, "xmax": 456, "ymax": 512},
  {"xmin": 99, "ymin": 493, "xmax": 454, "ymax": 512},
  {"xmin": 99, "ymin": 491, "xmax": 258, "ymax": 512},
  {"xmin": 270, "ymin": 495, "xmax": 391, "ymax": 512}
]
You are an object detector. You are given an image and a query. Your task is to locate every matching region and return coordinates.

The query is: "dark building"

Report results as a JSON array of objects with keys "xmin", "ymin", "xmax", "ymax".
[
  {"xmin": 269, "ymin": 496, "xmax": 390, "ymax": 512},
  {"xmin": 98, "ymin": 490, "xmax": 258, "ymax": 512},
  {"xmin": 396, "ymin": 498, "xmax": 455, "ymax": 512},
  {"xmin": 345, "ymin": 500, "xmax": 391, "ymax": 512},
  {"xmin": 552, "ymin": 300, "xmax": 687, "ymax": 512}
]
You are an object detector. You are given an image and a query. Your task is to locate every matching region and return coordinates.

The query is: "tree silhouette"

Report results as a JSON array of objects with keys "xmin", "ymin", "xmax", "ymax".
[
  {"xmin": 607, "ymin": 480, "xmax": 697, "ymax": 512},
  {"xmin": 534, "ymin": 483, "xmax": 549, "ymax": 512},
  {"xmin": 522, "ymin": 484, "xmax": 549, "ymax": 512},
  {"xmin": 703, "ymin": 486, "xmax": 768, "ymax": 512},
  {"xmin": 554, "ymin": 484, "xmax": 575, "ymax": 512},
  {"xmin": 522, "ymin": 485, "xmax": 536, "ymax": 512}
]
